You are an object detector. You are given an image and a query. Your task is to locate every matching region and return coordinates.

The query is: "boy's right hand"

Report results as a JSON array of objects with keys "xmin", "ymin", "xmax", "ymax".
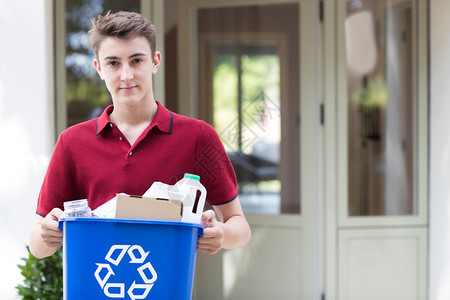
[{"xmin": 40, "ymin": 208, "xmax": 64, "ymax": 248}]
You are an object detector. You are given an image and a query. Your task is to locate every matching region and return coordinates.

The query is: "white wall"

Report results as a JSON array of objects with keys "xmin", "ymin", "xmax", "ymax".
[
  {"xmin": 0, "ymin": 1, "xmax": 54, "ymax": 299},
  {"xmin": 429, "ymin": 1, "xmax": 450, "ymax": 299}
]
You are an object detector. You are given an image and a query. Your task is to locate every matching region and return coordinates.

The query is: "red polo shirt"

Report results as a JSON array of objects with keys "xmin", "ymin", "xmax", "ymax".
[{"xmin": 36, "ymin": 101, "xmax": 238, "ymax": 216}]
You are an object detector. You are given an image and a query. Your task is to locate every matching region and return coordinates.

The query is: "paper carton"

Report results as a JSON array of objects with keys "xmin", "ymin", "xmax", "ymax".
[{"xmin": 115, "ymin": 194, "xmax": 183, "ymax": 221}]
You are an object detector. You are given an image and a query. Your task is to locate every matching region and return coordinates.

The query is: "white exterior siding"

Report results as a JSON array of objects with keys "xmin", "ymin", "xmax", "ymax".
[{"xmin": 0, "ymin": 1, "xmax": 54, "ymax": 298}]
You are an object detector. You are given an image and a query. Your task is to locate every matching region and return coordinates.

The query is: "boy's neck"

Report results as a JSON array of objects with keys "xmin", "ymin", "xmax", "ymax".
[{"xmin": 110, "ymin": 99, "xmax": 158, "ymax": 127}]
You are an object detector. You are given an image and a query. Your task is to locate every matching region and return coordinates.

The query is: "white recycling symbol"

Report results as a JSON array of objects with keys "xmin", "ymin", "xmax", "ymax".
[{"xmin": 94, "ymin": 245, "xmax": 157, "ymax": 299}]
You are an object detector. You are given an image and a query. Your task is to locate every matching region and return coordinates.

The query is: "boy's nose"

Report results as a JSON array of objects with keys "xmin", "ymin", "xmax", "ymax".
[{"xmin": 120, "ymin": 65, "xmax": 134, "ymax": 81}]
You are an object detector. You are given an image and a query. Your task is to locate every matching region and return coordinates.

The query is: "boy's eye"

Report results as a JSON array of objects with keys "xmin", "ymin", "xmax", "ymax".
[
  {"xmin": 132, "ymin": 58, "xmax": 143, "ymax": 64},
  {"xmin": 106, "ymin": 61, "xmax": 119, "ymax": 67}
]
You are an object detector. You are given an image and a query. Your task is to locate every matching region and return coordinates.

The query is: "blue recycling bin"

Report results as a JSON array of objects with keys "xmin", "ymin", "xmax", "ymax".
[{"xmin": 59, "ymin": 218, "xmax": 203, "ymax": 299}]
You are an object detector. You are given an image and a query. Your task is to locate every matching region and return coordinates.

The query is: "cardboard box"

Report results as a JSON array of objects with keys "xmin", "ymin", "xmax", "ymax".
[{"xmin": 115, "ymin": 194, "xmax": 183, "ymax": 221}]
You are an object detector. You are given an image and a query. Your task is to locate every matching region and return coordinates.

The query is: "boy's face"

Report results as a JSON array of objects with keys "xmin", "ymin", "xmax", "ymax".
[{"xmin": 93, "ymin": 36, "xmax": 160, "ymax": 108}]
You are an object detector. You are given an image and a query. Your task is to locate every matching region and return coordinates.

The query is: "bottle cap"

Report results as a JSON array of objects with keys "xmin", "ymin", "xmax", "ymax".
[
  {"xmin": 64, "ymin": 199, "xmax": 89, "ymax": 209},
  {"xmin": 184, "ymin": 173, "xmax": 200, "ymax": 181}
]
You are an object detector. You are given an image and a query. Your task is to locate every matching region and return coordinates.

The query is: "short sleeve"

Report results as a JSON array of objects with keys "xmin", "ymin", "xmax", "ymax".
[
  {"xmin": 36, "ymin": 133, "xmax": 77, "ymax": 216},
  {"xmin": 194, "ymin": 122, "xmax": 238, "ymax": 205}
]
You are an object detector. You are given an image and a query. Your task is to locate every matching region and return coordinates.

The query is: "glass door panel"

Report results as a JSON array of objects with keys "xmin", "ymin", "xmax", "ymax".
[
  {"xmin": 345, "ymin": 0, "xmax": 416, "ymax": 217},
  {"xmin": 196, "ymin": 3, "xmax": 300, "ymax": 215}
]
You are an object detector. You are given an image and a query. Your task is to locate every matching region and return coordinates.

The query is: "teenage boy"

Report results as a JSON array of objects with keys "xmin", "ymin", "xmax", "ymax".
[{"xmin": 29, "ymin": 11, "xmax": 251, "ymax": 259}]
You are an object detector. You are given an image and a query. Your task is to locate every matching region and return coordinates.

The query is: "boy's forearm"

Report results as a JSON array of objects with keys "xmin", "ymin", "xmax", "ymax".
[
  {"xmin": 29, "ymin": 222, "xmax": 60, "ymax": 259},
  {"xmin": 222, "ymin": 215, "xmax": 251, "ymax": 249}
]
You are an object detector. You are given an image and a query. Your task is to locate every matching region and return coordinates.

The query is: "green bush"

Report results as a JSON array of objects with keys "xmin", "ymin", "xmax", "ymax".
[{"xmin": 16, "ymin": 246, "xmax": 63, "ymax": 300}]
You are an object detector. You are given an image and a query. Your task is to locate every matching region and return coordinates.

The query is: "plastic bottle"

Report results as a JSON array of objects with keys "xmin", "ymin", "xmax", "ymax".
[
  {"xmin": 63, "ymin": 199, "xmax": 92, "ymax": 217},
  {"xmin": 169, "ymin": 173, "xmax": 207, "ymax": 224}
]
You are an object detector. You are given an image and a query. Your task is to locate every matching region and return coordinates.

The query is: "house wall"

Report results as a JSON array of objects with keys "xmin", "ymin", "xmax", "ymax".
[
  {"xmin": 429, "ymin": 1, "xmax": 450, "ymax": 299},
  {"xmin": 0, "ymin": 0, "xmax": 54, "ymax": 298}
]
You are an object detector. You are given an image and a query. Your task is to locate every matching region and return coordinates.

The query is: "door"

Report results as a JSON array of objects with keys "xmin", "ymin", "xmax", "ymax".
[
  {"xmin": 328, "ymin": 0, "xmax": 428, "ymax": 299},
  {"xmin": 178, "ymin": 0, "xmax": 320, "ymax": 299},
  {"xmin": 177, "ymin": 0, "xmax": 429, "ymax": 299}
]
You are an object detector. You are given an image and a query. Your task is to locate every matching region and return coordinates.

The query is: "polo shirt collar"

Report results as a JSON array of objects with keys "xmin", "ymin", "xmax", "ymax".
[
  {"xmin": 96, "ymin": 105, "xmax": 114, "ymax": 135},
  {"xmin": 96, "ymin": 101, "xmax": 173, "ymax": 135},
  {"xmin": 151, "ymin": 101, "xmax": 173, "ymax": 134}
]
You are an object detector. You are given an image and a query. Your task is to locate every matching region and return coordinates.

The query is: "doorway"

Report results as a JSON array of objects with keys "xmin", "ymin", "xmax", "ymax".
[
  {"xmin": 178, "ymin": 0, "xmax": 317, "ymax": 299},
  {"xmin": 176, "ymin": 0, "xmax": 429, "ymax": 299}
]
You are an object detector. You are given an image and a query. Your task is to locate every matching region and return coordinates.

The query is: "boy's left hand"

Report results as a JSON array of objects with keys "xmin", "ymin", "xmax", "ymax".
[{"xmin": 197, "ymin": 210, "xmax": 224, "ymax": 255}]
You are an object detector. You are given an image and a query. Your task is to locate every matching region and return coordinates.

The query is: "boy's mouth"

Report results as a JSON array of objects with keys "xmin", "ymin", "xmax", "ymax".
[{"xmin": 119, "ymin": 85, "xmax": 137, "ymax": 91}]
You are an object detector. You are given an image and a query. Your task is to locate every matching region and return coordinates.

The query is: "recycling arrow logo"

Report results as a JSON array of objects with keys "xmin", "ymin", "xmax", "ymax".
[{"xmin": 94, "ymin": 245, "xmax": 157, "ymax": 299}]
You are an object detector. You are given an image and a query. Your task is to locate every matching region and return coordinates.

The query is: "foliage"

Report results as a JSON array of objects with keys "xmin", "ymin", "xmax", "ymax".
[
  {"xmin": 16, "ymin": 247, "xmax": 63, "ymax": 300},
  {"xmin": 213, "ymin": 53, "xmax": 280, "ymax": 152},
  {"xmin": 352, "ymin": 76, "xmax": 387, "ymax": 108},
  {"xmin": 65, "ymin": 0, "xmax": 140, "ymax": 79}
]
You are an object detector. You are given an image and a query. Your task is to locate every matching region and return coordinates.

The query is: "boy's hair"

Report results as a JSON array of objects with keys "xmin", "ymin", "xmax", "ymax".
[{"xmin": 89, "ymin": 11, "xmax": 156, "ymax": 60}]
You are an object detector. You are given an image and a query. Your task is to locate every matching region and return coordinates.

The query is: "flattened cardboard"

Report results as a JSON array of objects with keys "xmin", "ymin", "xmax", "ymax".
[{"xmin": 115, "ymin": 194, "xmax": 183, "ymax": 221}]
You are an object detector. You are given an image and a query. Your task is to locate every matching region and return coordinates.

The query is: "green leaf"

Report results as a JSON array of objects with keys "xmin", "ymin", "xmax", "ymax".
[{"xmin": 16, "ymin": 246, "xmax": 63, "ymax": 299}]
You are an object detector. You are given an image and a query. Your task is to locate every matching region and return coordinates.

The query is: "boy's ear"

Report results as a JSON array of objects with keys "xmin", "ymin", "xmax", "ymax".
[
  {"xmin": 152, "ymin": 51, "xmax": 161, "ymax": 75},
  {"xmin": 93, "ymin": 59, "xmax": 104, "ymax": 80}
]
